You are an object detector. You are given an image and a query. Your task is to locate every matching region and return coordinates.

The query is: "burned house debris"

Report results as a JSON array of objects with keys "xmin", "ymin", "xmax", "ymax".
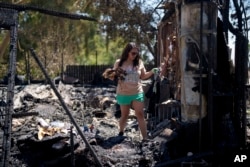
[
  {"xmin": 1, "ymin": 1, "xmax": 250, "ymax": 167},
  {"xmin": 155, "ymin": 0, "xmax": 249, "ymax": 166}
]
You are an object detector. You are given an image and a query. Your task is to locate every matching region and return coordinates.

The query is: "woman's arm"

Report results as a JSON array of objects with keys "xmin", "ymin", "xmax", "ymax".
[
  {"xmin": 140, "ymin": 67, "xmax": 154, "ymax": 80},
  {"xmin": 103, "ymin": 59, "xmax": 120, "ymax": 80},
  {"xmin": 140, "ymin": 60, "xmax": 159, "ymax": 80},
  {"xmin": 113, "ymin": 59, "xmax": 120, "ymax": 70},
  {"xmin": 140, "ymin": 60, "xmax": 154, "ymax": 80}
]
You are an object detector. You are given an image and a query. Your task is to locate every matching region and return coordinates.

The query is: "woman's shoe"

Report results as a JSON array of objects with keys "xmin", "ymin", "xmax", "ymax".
[{"xmin": 118, "ymin": 131, "xmax": 124, "ymax": 136}]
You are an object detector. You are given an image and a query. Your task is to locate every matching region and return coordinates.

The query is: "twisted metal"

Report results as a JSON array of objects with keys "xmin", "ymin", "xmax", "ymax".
[{"xmin": 0, "ymin": 2, "xmax": 97, "ymax": 22}]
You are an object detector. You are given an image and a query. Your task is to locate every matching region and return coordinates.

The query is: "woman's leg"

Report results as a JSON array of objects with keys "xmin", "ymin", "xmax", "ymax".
[
  {"xmin": 119, "ymin": 105, "xmax": 130, "ymax": 133},
  {"xmin": 132, "ymin": 101, "xmax": 148, "ymax": 140}
]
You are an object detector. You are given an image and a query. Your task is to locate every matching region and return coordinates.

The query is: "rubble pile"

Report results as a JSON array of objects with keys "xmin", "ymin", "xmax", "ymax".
[
  {"xmin": 2, "ymin": 82, "xmax": 248, "ymax": 166},
  {"xmin": 1, "ymin": 82, "xmax": 180, "ymax": 167}
]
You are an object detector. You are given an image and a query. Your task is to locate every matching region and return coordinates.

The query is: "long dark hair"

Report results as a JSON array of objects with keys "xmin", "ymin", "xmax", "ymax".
[{"xmin": 118, "ymin": 42, "xmax": 141, "ymax": 67}]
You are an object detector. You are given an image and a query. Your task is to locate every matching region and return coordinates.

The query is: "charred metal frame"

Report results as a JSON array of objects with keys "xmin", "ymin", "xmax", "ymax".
[
  {"xmin": 0, "ymin": 2, "xmax": 97, "ymax": 22},
  {"xmin": 30, "ymin": 48, "xmax": 103, "ymax": 167},
  {"xmin": 0, "ymin": 2, "xmax": 99, "ymax": 167},
  {"xmin": 157, "ymin": 0, "xmax": 248, "ymax": 156},
  {"xmin": 0, "ymin": 8, "xmax": 18, "ymax": 167}
]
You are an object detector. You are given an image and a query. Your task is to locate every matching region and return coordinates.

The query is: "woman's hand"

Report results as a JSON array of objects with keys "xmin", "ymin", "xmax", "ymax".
[{"xmin": 151, "ymin": 68, "xmax": 160, "ymax": 74}]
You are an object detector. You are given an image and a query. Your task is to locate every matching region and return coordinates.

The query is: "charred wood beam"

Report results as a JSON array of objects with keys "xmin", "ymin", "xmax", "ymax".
[
  {"xmin": 12, "ymin": 112, "xmax": 39, "ymax": 118},
  {"xmin": 70, "ymin": 126, "xmax": 75, "ymax": 167},
  {"xmin": 234, "ymin": 34, "xmax": 248, "ymax": 148},
  {"xmin": 1, "ymin": 112, "xmax": 39, "ymax": 118},
  {"xmin": 29, "ymin": 48, "xmax": 103, "ymax": 167},
  {"xmin": 198, "ymin": 0, "xmax": 204, "ymax": 153},
  {"xmin": 0, "ymin": 2, "xmax": 97, "ymax": 22},
  {"xmin": 0, "ymin": 10, "xmax": 18, "ymax": 167}
]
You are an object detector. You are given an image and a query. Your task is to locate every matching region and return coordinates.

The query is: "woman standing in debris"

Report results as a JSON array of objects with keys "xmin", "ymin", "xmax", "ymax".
[{"xmin": 112, "ymin": 42, "xmax": 158, "ymax": 141}]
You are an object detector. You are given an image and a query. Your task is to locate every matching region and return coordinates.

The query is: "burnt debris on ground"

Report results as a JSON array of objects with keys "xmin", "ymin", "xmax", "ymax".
[
  {"xmin": 0, "ymin": 82, "xmax": 183, "ymax": 167},
  {"xmin": 0, "ymin": 82, "xmax": 249, "ymax": 167},
  {"xmin": 0, "ymin": 82, "xmax": 174, "ymax": 167}
]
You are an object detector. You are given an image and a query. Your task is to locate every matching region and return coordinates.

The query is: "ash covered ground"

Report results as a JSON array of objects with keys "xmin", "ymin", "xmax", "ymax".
[
  {"xmin": 1, "ymin": 82, "xmax": 249, "ymax": 167},
  {"xmin": 0, "ymin": 82, "xmax": 176, "ymax": 167}
]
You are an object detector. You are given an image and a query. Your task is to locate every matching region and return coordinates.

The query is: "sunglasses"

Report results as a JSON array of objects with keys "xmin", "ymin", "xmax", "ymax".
[{"xmin": 130, "ymin": 52, "xmax": 138, "ymax": 56}]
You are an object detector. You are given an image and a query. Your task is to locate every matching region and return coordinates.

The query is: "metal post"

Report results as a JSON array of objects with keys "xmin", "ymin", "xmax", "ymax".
[
  {"xmin": 198, "ymin": 0, "xmax": 204, "ymax": 153},
  {"xmin": 70, "ymin": 125, "xmax": 75, "ymax": 167},
  {"xmin": 0, "ymin": 9, "xmax": 18, "ymax": 167},
  {"xmin": 30, "ymin": 48, "xmax": 103, "ymax": 167}
]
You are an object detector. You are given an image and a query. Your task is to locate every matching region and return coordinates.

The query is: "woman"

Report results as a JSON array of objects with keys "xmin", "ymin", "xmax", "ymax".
[{"xmin": 113, "ymin": 42, "xmax": 158, "ymax": 141}]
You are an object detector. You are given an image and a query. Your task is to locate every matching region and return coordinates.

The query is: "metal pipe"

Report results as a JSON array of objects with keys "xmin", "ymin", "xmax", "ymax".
[{"xmin": 29, "ymin": 48, "xmax": 103, "ymax": 167}]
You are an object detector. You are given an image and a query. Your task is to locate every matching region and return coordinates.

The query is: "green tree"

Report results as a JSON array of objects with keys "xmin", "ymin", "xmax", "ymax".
[
  {"xmin": 1, "ymin": 0, "xmax": 100, "ymax": 79},
  {"xmin": 96, "ymin": 0, "xmax": 161, "ymax": 63},
  {"xmin": 1, "ymin": 0, "xmax": 162, "ymax": 79}
]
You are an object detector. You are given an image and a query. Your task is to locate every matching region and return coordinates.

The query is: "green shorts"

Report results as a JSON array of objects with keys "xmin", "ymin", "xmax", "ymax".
[{"xmin": 116, "ymin": 93, "xmax": 144, "ymax": 105}]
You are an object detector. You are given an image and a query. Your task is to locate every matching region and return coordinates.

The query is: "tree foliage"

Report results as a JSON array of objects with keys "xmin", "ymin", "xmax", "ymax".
[
  {"xmin": 97, "ymin": 0, "xmax": 161, "ymax": 58},
  {"xmin": 0, "ymin": 0, "xmax": 162, "ymax": 79},
  {"xmin": 0, "ymin": 0, "xmax": 249, "ymax": 79}
]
